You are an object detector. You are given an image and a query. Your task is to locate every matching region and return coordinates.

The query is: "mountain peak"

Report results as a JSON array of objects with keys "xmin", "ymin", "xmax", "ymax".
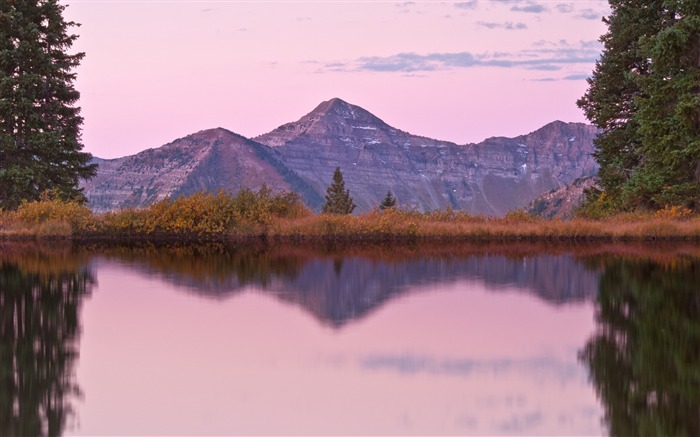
[
  {"xmin": 308, "ymin": 97, "xmax": 378, "ymax": 122},
  {"xmin": 310, "ymin": 97, "xmax": 350, "ymax": 114},
  {"xmin": 255, "ymin": 98, "xmax": 390, "ymax": 147}
]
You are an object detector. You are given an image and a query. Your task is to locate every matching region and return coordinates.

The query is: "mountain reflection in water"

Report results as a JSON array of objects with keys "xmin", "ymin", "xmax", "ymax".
[
  {"xmin": 94, "ymin": 242, "xmax": 602, "ymax": 327},
  {"xmin": 0, "ymin": 241, "xmax": 699, "ymax": 435}
]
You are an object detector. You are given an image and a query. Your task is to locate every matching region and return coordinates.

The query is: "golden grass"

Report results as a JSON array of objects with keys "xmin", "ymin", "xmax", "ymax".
[{"xmin": 2, "ymin": 196, "xmax": 700, "ymax": 242}]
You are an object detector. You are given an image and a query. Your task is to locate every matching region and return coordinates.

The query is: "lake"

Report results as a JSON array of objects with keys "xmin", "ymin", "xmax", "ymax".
[{"xmin": 1, "ymin": 241, "xmax": 698, "ymax": 436}]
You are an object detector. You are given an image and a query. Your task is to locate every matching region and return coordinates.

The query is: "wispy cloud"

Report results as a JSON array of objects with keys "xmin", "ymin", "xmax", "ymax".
[
  {"xmin": 511, "ymin": 2, "xmax": 546, "ymax": 13},
  {"xmin": 563, "ymin": 73, "xmax": 590, "ymax": 80},
  {"xmin": 532, "ymin": 71, "xmax": 591, "ymax": 81},
  {"xmin": 395, "ymin": 1, "xmax": 416, "ymax": 13},
  {"xmin": 477, "ymin": 21, "xmax": 527, "ymax": 30},
  {"xmin": 578, "ymin": 8, "xmax": 601, "ymax": 20},
  {"xmin": 331, "ymin": 40, "xmax": 601, "ymax": 73},
  {"xmin": 555, "ymin": 3, "xmax": 574, "ymax": 13},
  {"xmin": 455, "ymin": 0, "xmax": 478, "ymax": 9}
]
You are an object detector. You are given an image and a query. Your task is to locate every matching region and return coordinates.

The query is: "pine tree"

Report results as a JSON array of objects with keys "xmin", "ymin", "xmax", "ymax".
[
  {"xmin": 577, "ymin": 0, "xmax": 665, "ymax": 209},
  {"xmin": 379, "ymin": 190, "xmax": 396, "ymax": 210},
  {"xmin": 632, "ymin": 0, "xmax": 700, "ymax": 209},
  {"xmin": 0, "ymin": 0, "xmax": 97, "ymax": 210},
  {"xmin": 578, "ymin": 0, "xmax": 700, "ymax": 211},
  {"xmin": 322, "ymin": 167, "xmax": 356, "ymax": 214}
]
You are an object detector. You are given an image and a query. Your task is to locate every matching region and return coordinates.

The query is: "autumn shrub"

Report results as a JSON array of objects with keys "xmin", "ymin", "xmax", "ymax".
[
  {"xmin": 502, "ymin": 209, "xmax": 539, "ymax": 224},
  {"xmin": 140, "ymin": 192, "xmax": 236, "ymax": 236},
  {"xmin": 11, "ymin": 198, "xmax": 95, "ymax": 234},
  {"xmin": 575, "ymin": 191, "xmax": 619, "ymax": 220},
  {"xmin": 97, "ymin": 186, "xmax": 311, "ymax": 238},
  {"xmin": 654, "ymin": 205, "xmax": 693, "ymax": 220}
]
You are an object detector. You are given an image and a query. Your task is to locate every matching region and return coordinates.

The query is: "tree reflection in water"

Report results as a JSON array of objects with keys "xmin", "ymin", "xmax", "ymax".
[
  {"xmin": 0, "ymin": 245, "xmax": 93, "ymax": 436},
  {"xmin": 581, "ymin": 257, "xmax": 700, "ymax": 436}
]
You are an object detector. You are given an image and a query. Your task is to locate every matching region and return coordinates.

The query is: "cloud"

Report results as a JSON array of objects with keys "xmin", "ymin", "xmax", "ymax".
[
  {"xmin": 532, "ymin": 72, "xmax": 591, "ymax": 81},
  {"xmin": 511, "ymin": 2, "xmax": 546, "ymax": 13},
  {"xmin": 477, "ymin": 21, "xmax": 527, "ymax": 30},
  {"xmin": 555, "ymin": 3, "xmax": 573, "ymax": 13},
  {"xmin": 562, "ymin": 73, "xmax": 590, "ymax": 80},
  {"xmin": 314, "ymin": 39, "xmax": 602, "ymax": 75},
  {"xmin": 350, "ymin": 44, "xmax": 599, "ymax": 73},
  {"xmin": 578, "ymin": 8, "xmax": 600, "ymax": 20},
  {"xmin": 395, "ymin": 1, "xmax": 417, "ymax": 13},
  {"xmin": 529, "ymin": 64, "xmax": 562, "ymax": 71},
  {"xmin": 455, "ymin": 0, "xmax": 478, "ymax": 9}
]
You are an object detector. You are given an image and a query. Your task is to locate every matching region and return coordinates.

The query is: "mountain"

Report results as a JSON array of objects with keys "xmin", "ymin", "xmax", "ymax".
[
  {"xmin": 82, "ymin": 128, "xmax": 321, "ymax": 213},
  {"xmin": 527, "ymin": 176, "xmax": 597, "ymax": 219},
  {"xmin": 256, "ymin": 98, "xmax": 599, "ymax": 214},
  {"xmin": 82, "ymin": 98, "xmax": 599, "ymax": 215}
]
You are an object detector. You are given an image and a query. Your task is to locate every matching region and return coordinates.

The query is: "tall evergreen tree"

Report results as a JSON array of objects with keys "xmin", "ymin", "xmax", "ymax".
[
  {"xmin": 579, "ymin": 0, "xmax": 700, "ymax": 211},
  {"xmin": 379, "ymin": 189, "xmax": 396, "ymax": 210},
  {"xmin": 322, "ymin": 167, "xmax": 356, "ymax": 214},
  {"xmin": 633, "ymin": 0, "xmax": 700, "ymax": 209},
  {"xmin": 577, "ymin": 0, "xmax": 665, "ymax": 209},
  {"xmin": 0, "ymin": 0, "xmax": 97, "ymax": 210}
]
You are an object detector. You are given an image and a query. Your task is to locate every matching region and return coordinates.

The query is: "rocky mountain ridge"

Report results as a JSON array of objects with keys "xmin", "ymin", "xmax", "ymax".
[{"xmin": 82, "ymin": 98, "xmax": 599, "ymax": 214}]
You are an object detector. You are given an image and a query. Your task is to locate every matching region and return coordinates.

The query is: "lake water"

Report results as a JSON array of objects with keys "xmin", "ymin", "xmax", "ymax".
[{"xmin": 1, "ymin": 241, "xmax": 699, "ymax": 436}]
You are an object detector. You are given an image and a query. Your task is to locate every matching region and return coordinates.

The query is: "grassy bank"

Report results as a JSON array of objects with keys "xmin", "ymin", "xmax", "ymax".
[{"xmin": 1, "ymin": 191, "xmax": 700, "ymax": 242}]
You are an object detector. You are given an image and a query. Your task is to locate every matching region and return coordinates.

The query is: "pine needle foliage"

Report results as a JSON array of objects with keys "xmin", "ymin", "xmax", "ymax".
[
  {"xmin": 578, "ymin": 0, "xmax": 700, "ymax": 211},
  {"xmin": 322, "ymin": 167, "xmax": 356, "ymax": 215},
  {"xmin": 379, "ymin": 190, "xmax": 397, "ymax": 210},
  {"xmin": 0, "ymin": 0, "xmax": 97, "ymax": 210}
]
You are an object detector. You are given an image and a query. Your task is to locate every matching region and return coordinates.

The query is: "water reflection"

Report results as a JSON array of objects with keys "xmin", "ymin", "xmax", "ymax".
[
  {"xmin": 93, "ymin": 242, "xmax": 604, "ymax": 327},
  {"xmin": 0, "ymin": 241, "xmax": 699, "ymax": 435},
  {"xmin": 581, "ymin": 256, "xmax": 700, "ymax": 436},
  {"xmin": 0, "ymin": 244, "xmax": 93, "ymax": 436}
]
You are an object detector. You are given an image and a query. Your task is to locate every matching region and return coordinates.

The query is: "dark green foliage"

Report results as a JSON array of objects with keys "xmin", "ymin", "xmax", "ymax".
[
  {"xmin": 0, "ymin": 0, "xmax": 97, "ymax": 210},
  {"xmin": 578, "ymin": 0, "xmax": 664, "ymax": 208},
  {"xmin": 578, "ymin": 0, "xmax": 700, "ymax": 211},
  {"xmin": 322, "ymin": 167, "xmax": 356, "ymax": 215},
  {"xmin": 633, "ymin": 0, "xmax": 700, "ymax": 209},
  {"xmin": 379, "ymin": 190, "xmax": 397, "ymax": 210}
]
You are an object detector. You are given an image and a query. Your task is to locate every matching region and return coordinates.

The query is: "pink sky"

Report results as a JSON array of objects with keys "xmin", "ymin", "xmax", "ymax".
[{"xmin": 63, "ymin": 0, "xmax": 610, "ymax": 158}]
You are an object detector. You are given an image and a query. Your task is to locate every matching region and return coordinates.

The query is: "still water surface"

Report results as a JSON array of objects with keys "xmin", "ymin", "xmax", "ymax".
[{"xmin": 1, "ymin": 242, "xmax": 699, "ymax": 435}]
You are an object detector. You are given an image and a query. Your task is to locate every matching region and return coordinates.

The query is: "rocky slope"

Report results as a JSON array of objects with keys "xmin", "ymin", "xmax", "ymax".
[
  {"xmin": 527, "ymin": 176, "xmax": 597, "ymax": 219},
  {"xmin": 256, "ymin": 98, "xmax": 599, "ymax": 214},
  {"xmin": 83, "ymin": 98, "xmax": 599, "ymax": 215},
  {"xmin": 83, "ymin": 128, "xmax": 321, "ymax": 213}
]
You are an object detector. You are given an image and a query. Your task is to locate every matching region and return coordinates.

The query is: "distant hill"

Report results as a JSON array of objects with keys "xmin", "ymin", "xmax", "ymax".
[
  {"xmin": 527, "ymin": 176, "xmax": 597, "ymax": 219},
  {"xmin": 82, "ymin": 98, "xmax": 599, "ymax": 214}
]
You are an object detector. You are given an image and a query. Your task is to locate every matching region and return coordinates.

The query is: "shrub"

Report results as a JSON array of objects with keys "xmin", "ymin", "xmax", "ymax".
[
  {"xmin": 503, "ymin": 209, "xmax": 539, "ymax": 223},
  {"xmin": 11, "ymin": 198, "xmax": 95, "ymax": 233},
  {"xmin": 654, "ymin": 205, "xmax": 693, "ymax": 220}
]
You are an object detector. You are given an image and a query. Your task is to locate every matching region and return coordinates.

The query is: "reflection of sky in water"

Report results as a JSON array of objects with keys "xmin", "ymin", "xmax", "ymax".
[{"xmin": 70, "ymin": 258, "xmax": 602, "ymax": 436}]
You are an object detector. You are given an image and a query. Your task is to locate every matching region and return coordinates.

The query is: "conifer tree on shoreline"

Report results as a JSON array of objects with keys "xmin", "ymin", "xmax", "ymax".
[
  {"xmin": 379, "ymin": 190, "xmax": 397, "ymax": 210},
  {"xmin": 0, "ymin": 0, "xmax": 97, "ymax": 210},
  {"xmin": 578, "ymin": 0, "xmax": 700, "ymax": 211},
  {"xmin": 322, "ymin": 167, "xmax": 356, "ymax": 215}
]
